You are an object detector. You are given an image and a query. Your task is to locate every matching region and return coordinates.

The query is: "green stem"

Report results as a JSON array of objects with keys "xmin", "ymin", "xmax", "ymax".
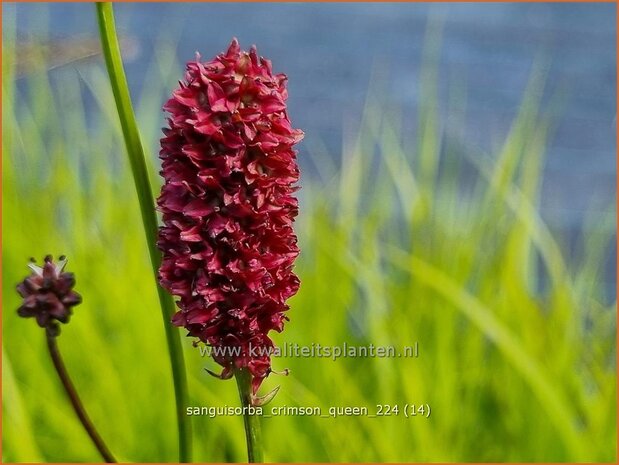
[
  {"xmin": 47, "ymin": 329, "xmax": 116, "ymax": 463},
  {"xmin": 235, "ymin": 369, "xmax": 263, "ymax": 463},
  {"xmin": 95, "ymin": 3, "xmax": 192, "ymax": 462}
]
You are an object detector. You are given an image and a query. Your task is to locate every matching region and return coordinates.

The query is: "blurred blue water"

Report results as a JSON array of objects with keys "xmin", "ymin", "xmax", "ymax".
[{"xmin": 6, "ymin": 3, "xmax": 617, "ymax": 239}]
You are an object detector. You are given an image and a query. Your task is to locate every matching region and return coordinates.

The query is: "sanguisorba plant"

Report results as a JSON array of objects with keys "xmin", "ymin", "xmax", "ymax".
[
  {"xmin": 157, "ymin": 39, "xmax": 303, "ymax": 461},
  {"xmin": 16, "ymin": 256, "xmax": 116, "ymax": 463}
]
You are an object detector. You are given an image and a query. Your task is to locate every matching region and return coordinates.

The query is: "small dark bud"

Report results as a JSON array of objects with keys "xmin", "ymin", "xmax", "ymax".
[{"xmin": 16, "ymin": 255, "xmax": 82, "ymax": 335}]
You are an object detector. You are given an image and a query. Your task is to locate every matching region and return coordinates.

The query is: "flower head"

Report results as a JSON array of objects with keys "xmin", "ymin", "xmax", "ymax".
[
  {"xmin": 157, "ymin": 39, "xmax": 303, "ymax": 393},
  {"xmin": 16, "ymin": 255, "xmax": 82, "ymax": 335}
]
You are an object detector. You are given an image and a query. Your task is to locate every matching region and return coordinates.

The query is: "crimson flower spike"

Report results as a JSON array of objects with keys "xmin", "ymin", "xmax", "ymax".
[{"xmin": 157, "ymin": 38, "xmax": 303, "ymax": 397}]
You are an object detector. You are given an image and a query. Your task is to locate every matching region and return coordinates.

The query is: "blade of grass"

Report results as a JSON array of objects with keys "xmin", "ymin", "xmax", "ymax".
[{"xmin": 95, "ymin": 3, "xmax": 192, "ymax": 462}]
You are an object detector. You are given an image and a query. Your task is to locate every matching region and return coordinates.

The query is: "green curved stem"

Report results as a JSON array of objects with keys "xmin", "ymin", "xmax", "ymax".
[
  {"xmin": 95, "ymin": 3, "xmax": 192, "ymax": 462},
  {"xmin": 235, "ymin": 369, "xmax": 263, "ymax": 463},
  {"xmin": 47, "ymin": 330, "xmax": 116, "ymax": 463}
]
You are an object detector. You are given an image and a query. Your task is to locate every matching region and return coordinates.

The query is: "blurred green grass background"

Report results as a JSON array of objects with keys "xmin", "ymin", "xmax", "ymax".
[{"xmin": 2, "ymin": 8, "xmax": 617, "ymax": 463}]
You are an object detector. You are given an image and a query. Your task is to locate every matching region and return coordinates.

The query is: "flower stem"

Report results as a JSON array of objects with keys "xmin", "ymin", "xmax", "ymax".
[
  {"xmin": 46, "ymin": 330, "xmax": 116, "ymax": 463},
  {"xmin": 95, "ymin": 3, "xmax": 192, "ymax": 462},
  {"xmin": 235, "ymin": 369, "xmax": 263, "ymax": 463}
]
